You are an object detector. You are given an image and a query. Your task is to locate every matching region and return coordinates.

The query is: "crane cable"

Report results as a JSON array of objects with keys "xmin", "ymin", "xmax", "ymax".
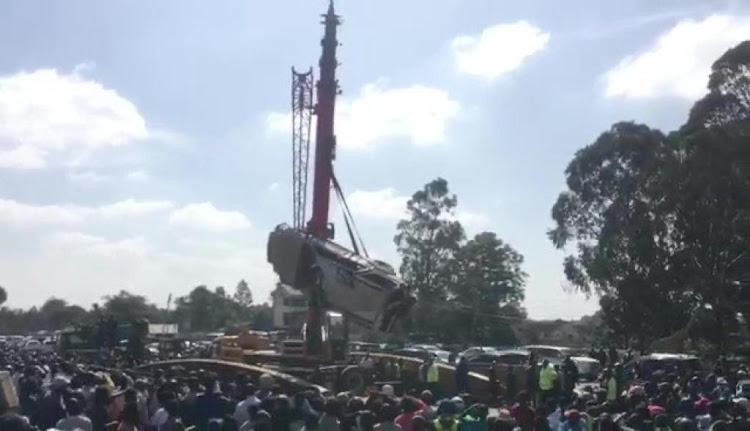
[{"xmin": 331, "ymin": 174, "xmax": 369, "ymax": 258}]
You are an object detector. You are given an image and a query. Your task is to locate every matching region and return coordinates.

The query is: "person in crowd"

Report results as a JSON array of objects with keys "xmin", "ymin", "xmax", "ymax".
[
  {"xmin": 510, "ymin": 391, "xmax": 534, "ymax": 431},
  {"xmin": 433, "ymin": 399, "xmax": 458, "ymax": 431},
  {"xmin": 538, "ymin": 360, "xmax": 558, "ymax": 405},
  {"xmin": 56, "ymin": 397, "xmax": 93, "ymax": 431},
  {"xmin": 455, "ymin": 357, "xmax": 469, "ymax": 395}
]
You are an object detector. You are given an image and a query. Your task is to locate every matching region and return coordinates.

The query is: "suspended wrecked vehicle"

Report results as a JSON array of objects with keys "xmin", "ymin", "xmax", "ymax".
[{"xmin": 267, "ymin": 224, "xmax": 414, "ymax": 334}]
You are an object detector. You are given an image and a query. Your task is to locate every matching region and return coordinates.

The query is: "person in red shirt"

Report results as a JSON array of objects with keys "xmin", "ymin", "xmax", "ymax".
[
  {"xmin": 395, "ymin": 397, "xmax": 420, "ymax": 431},
  {"xmin": 510, "ymin": 391, "xmax": 535, "ymax": 431}
]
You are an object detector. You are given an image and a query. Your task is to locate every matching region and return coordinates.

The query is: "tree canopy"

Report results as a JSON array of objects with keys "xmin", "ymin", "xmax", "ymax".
[
  {"xmin": 395, "ymin": 178, "xmax": 526, "ymax": 345},
  {"xmin": 550, "ymin": 40, "xmax": 750, "ymax": 350}
]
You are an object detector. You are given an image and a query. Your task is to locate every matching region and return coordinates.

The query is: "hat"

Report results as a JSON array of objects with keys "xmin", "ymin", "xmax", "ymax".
[
  {"xmin": 497, "ymin": 408, "xmax": 511, "ymax": 419},
  {"xmin": 647, "ymin": 405, "xmax": 665, "ymax": 416},
  {"xmin": 565, "ymin": 409, "xmax": 580, "ymax": 420},
  {"xmin": 734, "ymin": 397, "xmax": 750, "ymax": 412},
  {"xmin": 717, "ymin": 377, "xmax": 728, "ymax": 385},
  {"xmin": 51, "ymin": 375, "xmax": 70, "ymax": 389},
  {"xmin": 382, "ymin": 384, "xmax": 394, "ymax": 397},
  {"xmin": 259, "ymin": 374, "xmax": 275, "ymax": 390}
]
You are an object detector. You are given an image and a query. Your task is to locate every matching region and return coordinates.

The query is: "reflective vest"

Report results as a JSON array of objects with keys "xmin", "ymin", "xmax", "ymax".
[
  {"xmin": 427, "ymin": 364, "xmax": 440, "ymax": 383},
  {"xmin": 433, "ymin": 419, "xmax": 458, "ymax": 431},
  {"xmin": 539, "ymin": 366, "xmax": 557, "ymax": 391}
]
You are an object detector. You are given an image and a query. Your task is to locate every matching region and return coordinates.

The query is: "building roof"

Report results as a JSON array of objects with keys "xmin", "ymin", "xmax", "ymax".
[{"xmin": 271, "ymin": 283, "xmax": 304, "ymax": 298}]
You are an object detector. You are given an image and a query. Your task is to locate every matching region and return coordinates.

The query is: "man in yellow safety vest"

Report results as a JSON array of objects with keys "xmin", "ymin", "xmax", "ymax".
[{"xmin": 538, "ymin": 359, "xmax": 558, "ymax": 405}]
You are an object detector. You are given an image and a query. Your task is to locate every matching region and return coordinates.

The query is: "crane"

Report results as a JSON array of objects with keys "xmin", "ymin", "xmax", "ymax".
[{"xmin": 267, "ymin": 1, "xmax": 414, "ymax": 362}]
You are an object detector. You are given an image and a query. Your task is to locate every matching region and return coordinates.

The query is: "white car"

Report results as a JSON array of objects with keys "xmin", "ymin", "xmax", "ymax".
[{"xmin": 21, "ymin": 339, "xmax": 54, "ymax": 352}]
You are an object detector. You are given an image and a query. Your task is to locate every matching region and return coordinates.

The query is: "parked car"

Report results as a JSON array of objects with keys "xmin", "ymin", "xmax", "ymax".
[
  {"xmin": 522, "ymin": 345, "xmax": 572, "ymax": 364},
  {"xmin": 392, "ymin": 348, "xmax": 433, "ymax": 362},
  {"xmin": 21, "ymin": 339, "xmax": 54, "ymax": 352},
  {"xmin": 571, "ymin": 356, "xmax": 602, "ymax": 381},
  {"xmin": 636, "ymin": 353, "xmax": 702, "ymax": 379},
  {"xmin": 463, "ymin": 349, "xmax": 530, "ymax": 374},
  {"xmin": 456, "ymin": 346, "xmax": 498, "ymax": 363}
]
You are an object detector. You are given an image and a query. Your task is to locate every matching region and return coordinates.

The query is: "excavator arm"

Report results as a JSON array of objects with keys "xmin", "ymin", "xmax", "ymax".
[{"xmin": 267, "ymin": 224, "xmax": 415, "ymax": 333}]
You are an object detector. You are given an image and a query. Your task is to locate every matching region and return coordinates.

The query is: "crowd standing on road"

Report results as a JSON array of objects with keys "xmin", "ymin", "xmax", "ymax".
[{"xmin": 2, "ymin": 344, "xmax": 750, "ymax": 431}]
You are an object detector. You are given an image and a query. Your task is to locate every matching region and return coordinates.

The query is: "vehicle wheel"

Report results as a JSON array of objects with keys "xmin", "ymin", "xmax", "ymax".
[{"xmin": 339, "ymin": 366, "xmax": 366, "ymax": 394}]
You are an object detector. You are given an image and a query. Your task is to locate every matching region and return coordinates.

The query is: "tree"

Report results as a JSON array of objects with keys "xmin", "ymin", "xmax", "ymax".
[
  {"xmin": 548, "ymin": 122, "xmax": 693, "ymax": 344},
  {"xmin": 39, "ymin": 298, "xmax": 87, "ymax": 330},
  {"xmin": 447, "ymin": 232, "xmax": 527, "ymax": 344},
  {"xmin": 234, "ymin": 280, "xmax": 253, "ymax": 307},
  {"xmin": 688, "ymin": 41, "xmax": 750, "ymax": 128},
  {"xmin": 0, "ymin": 286, "xmax": 6, "ymax": 306},
  {"xmin": 394, "ymin": 178, "xmax": 465, "ymax": 337},
  {"xmin": 101, "ymin": 290, "xmax": 160, "ymax": 323},
  {"xmin": 550, "ymin": 42, "xmax": 750, "ymax": 350}
]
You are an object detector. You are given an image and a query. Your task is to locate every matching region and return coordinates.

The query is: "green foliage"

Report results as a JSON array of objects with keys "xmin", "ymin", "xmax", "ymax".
[
  {"xmin": 551, "ymin": 41, "xmax": 750, "ymax": 350},
  {"xmin": 0, "ymin": 286, "xmax": 6, "ymax": 306},
  {"xmin": 0, "ymin": 281, "xmax": 271, "ymax": 335},
  {"xmin": 101, "ymin": 291, "xmax": 161, "ymax": 323},
  {"xmin": 395, "ymin": 178, "xmax": 526, "ymax": 345},
  {"xmin": 234, "ymin": 280, "xmax": 253, "ymax": 307}
]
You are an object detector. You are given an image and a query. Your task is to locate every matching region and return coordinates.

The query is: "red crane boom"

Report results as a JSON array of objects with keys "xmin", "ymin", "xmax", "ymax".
[{"xmin": 307, "ymin": 1, "xmax": 339, "ymax": 239}]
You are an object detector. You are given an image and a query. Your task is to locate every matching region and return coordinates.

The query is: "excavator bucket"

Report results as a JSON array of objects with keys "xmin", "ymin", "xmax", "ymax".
[{"xmin": 267, "ymin": 224, "xmax": 414, "ymax": 332}]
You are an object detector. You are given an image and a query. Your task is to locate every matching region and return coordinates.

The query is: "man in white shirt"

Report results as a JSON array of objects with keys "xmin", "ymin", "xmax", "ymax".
[
  {"xmin": 234, "ymin": 383, "xmax": 261, "ymax": 426},
  {"xmin": 56, "ymin": 398, "xmax": 92, "ymax": 431}
]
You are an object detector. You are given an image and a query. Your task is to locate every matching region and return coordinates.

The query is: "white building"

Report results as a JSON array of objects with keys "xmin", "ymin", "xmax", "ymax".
[{"xmin": 270, "ymin": 283, "xmax": 307, "ymax": 330}]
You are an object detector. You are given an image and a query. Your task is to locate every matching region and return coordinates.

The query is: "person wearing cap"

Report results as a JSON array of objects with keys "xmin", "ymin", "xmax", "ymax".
[
  {"xmin": 712, "ymin": 378, "xmax": 732, "ymax": 400},
  {"xmin": 433, "ymin": 400, "xmax": 458, "ymax": 431},
  {"xmin": 559, "ymin": 409, "xmax": 587, "ymax": 431}
]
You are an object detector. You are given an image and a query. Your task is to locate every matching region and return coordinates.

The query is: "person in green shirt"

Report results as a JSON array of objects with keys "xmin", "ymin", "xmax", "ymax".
[{"xmin": 538, "ymin": 360, "xmax": 558, "ymax": 405}]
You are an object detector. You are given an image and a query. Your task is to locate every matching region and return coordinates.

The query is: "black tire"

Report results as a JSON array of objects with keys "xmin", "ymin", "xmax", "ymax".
[{"xmin": 340, "ymin": 365, "xmax": 366, "ymax": 393}]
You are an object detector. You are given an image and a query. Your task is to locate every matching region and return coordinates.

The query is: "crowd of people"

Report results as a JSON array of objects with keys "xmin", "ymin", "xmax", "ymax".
[{"xmin": 2, "ymin": 344, "xmax": 750, "ymax": 431}]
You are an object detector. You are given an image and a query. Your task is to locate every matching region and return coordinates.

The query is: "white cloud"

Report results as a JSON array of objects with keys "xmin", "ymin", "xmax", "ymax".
[
  {"xmin": 0, "ymin": 231, "xmax": 276, "ymax": 308},
  {"xmin": 0, "ymin": 198, "xmax": 173, "ymax": 227},
  {"xmin": 451, "ymin": 21, "xmax": 550, "ymax": 80},
  {"xmin": 348, "ymin": 188, "xmax": 408, "ymax": 221},
  {"xmin": 455, "ymin": 210, "xmax": 491, "ymax": 231},
  {"xmin": 268, "ymin": 182, "xmax": 280, "ymax": 192},
  {"xmin": 604, "ymin": 14, "xmax": 750, "ymax": 99},
  {"xmin": 98, "ymin": 199, "xmax": 173, "ymax": 218},
  {"xmin": 265, "ymin": 81, "xmax": 461, "ymax": 150},
  {"xmin": 0, "ymin": 66, "xmax": 148, "ymax": 169},
  {"xmin": 0, "ymin": 199, "xmax": 89, "ymax": 226},
  {"xmin": 44, "ymin": 231, "xmax": 149, "ymax": 258},
  {"xmin": 68, "ymin": 170, "xmax": 109, "ymax": 183},
  {"xmin": 169, "ymin": 202, "xmax": 251, "ymax": 231},
  {"xmin": 124, "ymin": 170, "xmax": 150, "ymax": 182}
]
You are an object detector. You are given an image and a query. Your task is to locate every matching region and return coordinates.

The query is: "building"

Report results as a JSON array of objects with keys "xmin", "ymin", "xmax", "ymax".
[{"xmin": 270, "ymin": 283, "xmax": 307, "ymax": 331}]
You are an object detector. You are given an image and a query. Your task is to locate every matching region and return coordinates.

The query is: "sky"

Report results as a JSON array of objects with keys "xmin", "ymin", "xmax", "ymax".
[{"xmin": 0, "ymin": 0, "xmax": 749, "ymax": 320}]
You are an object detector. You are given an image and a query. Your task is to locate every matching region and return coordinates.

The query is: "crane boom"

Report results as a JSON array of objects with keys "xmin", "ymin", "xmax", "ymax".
[
  {"xmin": 267, "ymin": 1, "xmax": 414, "ymax": 361},
  {"xmin": 307, "ymin": 1, "xmax": 339, "ymax": 239}
]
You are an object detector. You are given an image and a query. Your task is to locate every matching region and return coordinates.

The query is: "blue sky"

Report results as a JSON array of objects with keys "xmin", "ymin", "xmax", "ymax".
[{"xmin": 0, "ymin": 0, "xmax": 748, "ymax": 319}]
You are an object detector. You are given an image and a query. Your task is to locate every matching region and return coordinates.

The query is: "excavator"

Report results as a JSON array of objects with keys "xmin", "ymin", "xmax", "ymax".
[{"xmin": 215, "ymin": 2, "xmax": 414, "ymax": 378}]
